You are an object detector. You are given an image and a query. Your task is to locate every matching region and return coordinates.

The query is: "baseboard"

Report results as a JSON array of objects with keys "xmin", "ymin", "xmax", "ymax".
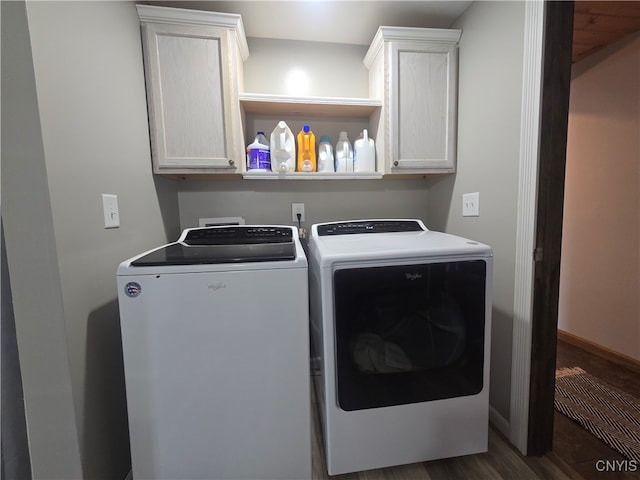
[
  {"xmin": 489, "ymin": 404, "xmax": 510, "ymax": 439},
  {"xmin": 558, "ymin": 329, "xmax": 640, "ymax": 375}
]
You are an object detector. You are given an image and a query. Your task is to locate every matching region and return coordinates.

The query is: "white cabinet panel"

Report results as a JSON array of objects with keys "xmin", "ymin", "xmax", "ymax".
[
  {"xmin": 396, "ymin": 48, "xmax": 447, "ymax": 161},
  {"xmin": 137, "ymin": 6, "xmax": 246, "ymax": 175},
  {"xmin": 366, "ymin": 27, "xmax": 461, "ymax": 175},
  {"xmin": 156, "ymin": 31, "xmax": 226, "ymax": 161}
]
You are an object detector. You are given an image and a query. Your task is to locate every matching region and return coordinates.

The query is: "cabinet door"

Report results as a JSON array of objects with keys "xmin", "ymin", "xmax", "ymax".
[
  {"xmin": 389, "ymin": 41, "xmax": 457, "ymax": 173},
  {"xmin": 141, "ymin": 23, "xmax": 239, "ymax": 173}
]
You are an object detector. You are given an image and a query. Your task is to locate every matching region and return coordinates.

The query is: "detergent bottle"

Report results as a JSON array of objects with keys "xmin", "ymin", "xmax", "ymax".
[
  {"xmin": 334, "ymin": 131, "xmax": 354, "ymax": 173},
  {"xmin": 317, "ymin": 135, "xmax": 335, "ymax": 173},
  {"xmin": 246, "ymin": 131, "xmax": 270, "ymax": 171},
  {"xmin": 353, "ymin": 129, "xmax": 376, "ymax": 173},
  {"xmin": 270, "ymin": 121, "xmax": 296, "ymax": 172},
  {"xmin": 296, "ymin": 124, "xmax": 316, "ymax": 172}
]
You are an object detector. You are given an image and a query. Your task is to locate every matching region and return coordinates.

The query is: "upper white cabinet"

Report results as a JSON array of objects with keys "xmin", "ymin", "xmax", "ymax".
[
  {"xmin": 137, "ymin": 5, "xmax": 248, "ymax": 175},
  {"xmin": 136, "ymin": 6, "xmax": 461, "ymax": 179},
  {"xmin": 364, "ymin": 27, "xmax": 462, "ymax": 175}
]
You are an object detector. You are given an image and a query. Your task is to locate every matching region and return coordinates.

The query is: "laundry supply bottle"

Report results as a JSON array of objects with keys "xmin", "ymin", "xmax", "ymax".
[
  {"xmin": 353, "ymin": 129, "xmax": 376, "ymax": 173},
  {"xmin": 296, "ymin": 124, "xmax": 316, "ymax": 172},
  {"xmin": 270, "ymin": 121, "xmax": 296, "ymax": 172},
  {"xmin": 246, "ymin": 131, "xmax": 271, "ymax": 171},
  {"xmin": 317, "ymin": 135, "xmax": 335, "ymax": 173},
  {"xmin": 334, "ymin": 131, "xmax": 354, "ymax": 173}
]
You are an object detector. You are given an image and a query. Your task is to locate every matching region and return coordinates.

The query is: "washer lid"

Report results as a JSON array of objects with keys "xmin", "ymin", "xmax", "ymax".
[{"xmin": 130, "ymin": 226, "xmax": 296, "ymax": 266}]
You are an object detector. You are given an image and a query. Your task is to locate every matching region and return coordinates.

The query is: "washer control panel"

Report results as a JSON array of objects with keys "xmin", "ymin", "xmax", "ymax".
[{"xmin": 182, "ymin": 226, "xmax": 293, "ymax": 245}]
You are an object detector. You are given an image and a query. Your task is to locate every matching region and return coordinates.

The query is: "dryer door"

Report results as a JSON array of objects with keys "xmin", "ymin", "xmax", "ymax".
[{"xmin": 333, "ymin": 259, "xmax": 487, "ymax": 411}]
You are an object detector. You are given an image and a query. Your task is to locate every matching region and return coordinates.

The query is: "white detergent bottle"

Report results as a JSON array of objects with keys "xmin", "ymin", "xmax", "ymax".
[
  {"xmin": 317, "ymin": 135, "xmax": 335, "ymax": 173},
  {"xmin": 335, "ymin": 131, "xmax": 353, "ymax": 173},
  {"xmin": 270, "ymin": 121, "xmax": 296, "ymax": 172},
  {"xmin": 353, "ymin": 129, "xmax": 376, "ymax": 173},
  {"xmin": 246, "ymin": 131, "xmax": 270, "ymax": 171}
]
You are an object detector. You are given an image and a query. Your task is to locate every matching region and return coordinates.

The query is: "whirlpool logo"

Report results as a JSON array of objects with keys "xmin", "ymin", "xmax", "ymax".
[
  {"xmin": 405, "ymin": 273, "xmax": 423, "ymax": 281},
  {"xmin": 208, "ymin": 282, "xmax": 226, "ymax": 292}
]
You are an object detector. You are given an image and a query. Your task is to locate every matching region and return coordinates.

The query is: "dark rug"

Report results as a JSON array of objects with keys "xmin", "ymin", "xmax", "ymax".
[{"xmin": 555, "ymin": 366, "xmax": 640, "ymax": 462}]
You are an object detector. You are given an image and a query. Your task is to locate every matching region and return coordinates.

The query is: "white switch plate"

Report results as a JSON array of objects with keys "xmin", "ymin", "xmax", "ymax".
[
  {"xmin": 463, "ymin": 192, "xmax": 480, "ymax": 217},
  {"xmin": 102, "ymin": 194, "xmax": 120, "ymax": 228}
]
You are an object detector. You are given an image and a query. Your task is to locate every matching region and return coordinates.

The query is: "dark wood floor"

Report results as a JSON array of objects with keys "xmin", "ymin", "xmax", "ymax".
[{"xmin": 554, "ymin": 339, "xmax": 640, "ymax": 480}]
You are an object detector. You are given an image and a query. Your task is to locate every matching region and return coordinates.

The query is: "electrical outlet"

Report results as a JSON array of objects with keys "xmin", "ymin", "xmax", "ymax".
[
  {"xmin": 292, "ymin": 203, "xmax": 305, "ymax": 222},
  {"xmin": 462, "ymin": 192, "xmax": 480, "ymax": 217}
]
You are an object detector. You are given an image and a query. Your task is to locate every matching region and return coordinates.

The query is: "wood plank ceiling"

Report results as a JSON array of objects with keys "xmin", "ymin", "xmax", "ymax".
[{"xmin": 573, "ymin": 1, "xmax": 640, "ymax": 62}]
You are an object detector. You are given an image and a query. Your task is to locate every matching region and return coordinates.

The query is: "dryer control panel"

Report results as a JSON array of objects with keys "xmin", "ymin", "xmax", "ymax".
[{"xmin": 317, "ymin": 220, "xmax": 425, "ymax": 236}]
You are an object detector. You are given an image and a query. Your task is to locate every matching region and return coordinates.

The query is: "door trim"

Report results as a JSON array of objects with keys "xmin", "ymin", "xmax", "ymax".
[
  {"xmin": 509, "ymin": 0, "xmax": 545, "ymax": 453},
  {"xmin": 527, "ymin": 0, "xmax": 574, "ymax": 455},
  {"xmin": 509, "ymin": 0, "xmax": 575, "ymax": 455}
]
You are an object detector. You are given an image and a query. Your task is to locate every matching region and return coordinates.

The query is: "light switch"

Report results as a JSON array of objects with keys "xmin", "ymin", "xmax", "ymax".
[
  {"xmin": 463, "ymin": 192, "xmax": 480, "ymax": 217},
  {"xmin": 102, "ymin": 194, "xmax": 120, "ymax": 228}
]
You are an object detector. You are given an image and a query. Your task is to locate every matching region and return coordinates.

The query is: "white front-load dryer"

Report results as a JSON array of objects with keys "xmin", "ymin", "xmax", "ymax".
[{"xmin": 307, "ymin": 219, "xmax": 493, "ymax": 475}]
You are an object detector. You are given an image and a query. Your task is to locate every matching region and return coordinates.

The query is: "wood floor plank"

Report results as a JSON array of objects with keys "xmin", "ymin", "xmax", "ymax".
[
  {"xmin": 485, "ymin": 428, "xmax": 545, "ymax": 480},
  {"xmin": 419, "ymin": 458, "xmax": 458, "ymax": 480},
  {"xmin": 443, "ymin": 453, "xmax": 505, "ymax": 479},
  {"xmin": 378, "ymin": 462, "xmax": 431, "ymax": 480},
  {"xmin": 523, "ymin": 453, "xmax": 584, "ymax": 480},
  {"xmin": 356, "ymin": 468, "xmax": 387, "ymax": 480}
]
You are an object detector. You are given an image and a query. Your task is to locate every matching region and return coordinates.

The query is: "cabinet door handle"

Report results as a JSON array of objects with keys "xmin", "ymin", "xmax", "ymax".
[
  {"xmin": 228, "ymin": 159, "xmax": 235, "ymax": 166},
  {"xmin": 393, "ymin": 160, "xmax": 399, "ymax": 167}
]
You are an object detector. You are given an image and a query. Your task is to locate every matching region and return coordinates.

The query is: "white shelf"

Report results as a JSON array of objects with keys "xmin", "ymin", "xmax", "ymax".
[
  {"xmin": 240, "ymin": 94, "xmax": 383, "ymax": 179},
  {"xmin": 242, "ymin": 171, "xmax": 383, "ymax": 180},
  {"xmin": 239, "ymin": 93, "xmax": 381, "ymax": 117}
]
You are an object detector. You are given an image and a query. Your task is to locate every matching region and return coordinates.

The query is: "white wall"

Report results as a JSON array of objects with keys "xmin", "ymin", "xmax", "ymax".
[
  {"xmin": 244, "ymin": 37, "xmax": 369, "ymax": 98},
  {"xmin": 178, "ymin": 178, "xmax": 429, "ymax": 231},
  {"xmin": 558, "ymin": 33, "xmax": 640, "ymax": 360},
  {"xmin": 426, "ymin": 1, "xmax": 526, "ymax": 427},
  {"xmin": 4, "ymin": 1, "xmax": 180, "ymax": 477},
  {"xmin": 1, "ymin": 2, "xmax": 80, "ymax": 478},
  {"xmin": 1, "ymin": 222, "xmax": 33, "ymax": 478},
  {"xmin": 2, "ymin": 1, "xmax": 83, "ymax": 476}
]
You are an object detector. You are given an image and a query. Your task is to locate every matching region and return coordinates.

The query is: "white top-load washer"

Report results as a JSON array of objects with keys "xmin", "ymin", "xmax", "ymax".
[
  {"xmin": 307, "ymin": 219, "xmax": 493, "ymax": 475},
  {"xmin": 117, "ymin": 225, "xmax": 311, "ymax": 480}
]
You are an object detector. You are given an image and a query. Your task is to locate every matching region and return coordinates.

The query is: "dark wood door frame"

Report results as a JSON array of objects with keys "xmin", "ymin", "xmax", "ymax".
[{"xmin": 527, "ymin": 1, "xmax": 575, "ymax": 455}]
